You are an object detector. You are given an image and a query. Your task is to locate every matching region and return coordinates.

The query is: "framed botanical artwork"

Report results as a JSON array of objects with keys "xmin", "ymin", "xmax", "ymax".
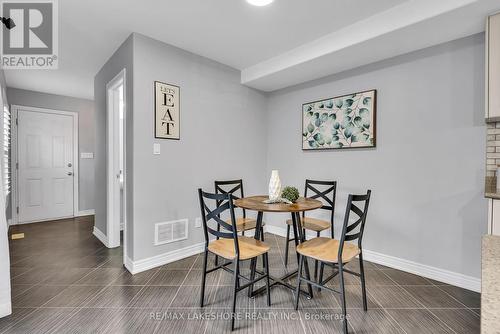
[
  {"xmin": 155, "ymin": 81, "xmax": 180, "ymax": 140},
  {"xmin": 302, "ymin": 89, "xmax": 376, "ymax": 150}
]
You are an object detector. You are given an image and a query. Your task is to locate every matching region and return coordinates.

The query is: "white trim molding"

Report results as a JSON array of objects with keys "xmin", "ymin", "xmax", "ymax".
[
  {"xmin": 106, "ymin": 69, "xmax": 127, "ymax": 250},
  {"xmin": 361, "ymin": 249, "xmax": 481, "ymax": 293},
  {"xmin": 264, "ymin": 224, "xmax": 480, "ymax": 292},
  {"xmin": 76, "ymin": 209, "xmax": 95, "ymax": 217},
  {"xmin": 0, "ymin": 302, "xmax": 12, "ymax": 318},
  {"xmin": 126, "ymin": 242, "xmax": 205, "ymax": 274},
  {"xmin": 92, "ymin": 226, "xmax": 109, "ymax": 248}
]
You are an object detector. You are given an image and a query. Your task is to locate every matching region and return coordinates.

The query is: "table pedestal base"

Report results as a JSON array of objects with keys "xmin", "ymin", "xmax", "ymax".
[{"xmin": 247, "ymin": 211, "xmax": 314, "ymax": 299}]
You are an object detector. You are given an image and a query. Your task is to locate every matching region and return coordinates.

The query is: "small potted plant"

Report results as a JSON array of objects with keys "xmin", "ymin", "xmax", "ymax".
[{"xmin": 281, "ymin": 186, "xmax": 300, "ymax": 203}]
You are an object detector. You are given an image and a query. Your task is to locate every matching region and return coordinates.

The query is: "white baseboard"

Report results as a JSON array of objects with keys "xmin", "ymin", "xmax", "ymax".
[
  {"xmin": 361, "ymin": 249, "xmax": 481, "ymax": 292},
  {"xmin": 264, "ymin": 224, "xmax": 481, "ymax": 292},
  {"xmin": 124, "ymin": 255, "xmax": 134, "ymax": 274},
  {"xmin": 76, "ymin": 209, "xmax": 95, "ymax": 217},
  {"xmin": 0, "ymin": 302, "xmax": 12, "ymax": 318},
  {"xmin": 126, "ymin": 242, "xmax": 206, "ymax": 274},
  {"xmin": 92, "ymin": 226, "xmax": 109, "ymax": 248}
]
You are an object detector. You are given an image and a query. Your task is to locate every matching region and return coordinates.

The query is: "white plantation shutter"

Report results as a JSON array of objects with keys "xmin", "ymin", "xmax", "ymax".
[{"xmin": 2, "ymin": 104, "xmax": 9, "ymax": 198}]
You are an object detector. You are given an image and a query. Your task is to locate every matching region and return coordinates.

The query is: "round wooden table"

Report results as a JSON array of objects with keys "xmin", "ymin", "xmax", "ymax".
[{"xmin": 234, "ymin": 195, "xmax": 322, "ymax": 299}]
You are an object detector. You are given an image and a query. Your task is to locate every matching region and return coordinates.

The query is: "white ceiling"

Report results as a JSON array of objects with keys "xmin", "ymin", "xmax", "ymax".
[{"xmin": 4, "ymin": 0, "xmax": 500, "ymax": 100}]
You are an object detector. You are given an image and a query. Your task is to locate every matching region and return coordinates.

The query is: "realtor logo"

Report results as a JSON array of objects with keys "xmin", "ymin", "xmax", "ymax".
[{"xmin": 1, "ymin": 0, "xmax": 58, "ymax": 69}]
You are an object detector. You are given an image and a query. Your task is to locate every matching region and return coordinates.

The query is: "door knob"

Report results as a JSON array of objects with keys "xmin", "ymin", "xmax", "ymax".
[
  {"xmin": 67, "ymin": 163, "xmax": 72, "ymax": 167},
  {"xmin": 67, "ymin": 172, "xmax": 73, "ymax": 176}
]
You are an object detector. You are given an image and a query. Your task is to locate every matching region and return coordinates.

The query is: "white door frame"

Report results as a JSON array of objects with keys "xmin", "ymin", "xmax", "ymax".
[
  {"xmin": 106, "ymin": 69, "xmax": 127, "ymax": 250},
  {"xmin": 11, "ymin": 105, "xmax": 79, "ymax": 225}
]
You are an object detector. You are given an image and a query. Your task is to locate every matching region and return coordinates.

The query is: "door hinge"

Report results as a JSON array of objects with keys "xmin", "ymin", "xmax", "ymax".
[
  {"xmin": 15, "ymin": 118, "xmax": 18, "ymax": 126},
  {"xmin": 16, "ymin": 206, "xmax": 19, "ymax": 214},
  {"xmin": 15, "ymin": 162, "xmax": 18, "ymax": 169}
]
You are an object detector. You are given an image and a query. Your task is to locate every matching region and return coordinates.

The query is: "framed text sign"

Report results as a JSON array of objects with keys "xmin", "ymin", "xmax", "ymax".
[{"xmin": 155, "ymin": 81, "xmax": 180, "ymax": 139}]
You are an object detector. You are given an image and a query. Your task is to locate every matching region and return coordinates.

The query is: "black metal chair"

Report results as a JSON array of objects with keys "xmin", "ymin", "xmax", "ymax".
[
  {"xmin": 284, "ymin": 180, "xmax": 336, "ymax": 280},
  {"xmin": 198, "ymin": 189, "xmax": 271, "ymax": 331},
  {"xmin": 215, "ymin": 179, "xmax": 265, "ymax": 237},
  {"xmin": 215, "ymin": 179, "xmax": 265, "ymax": 266},
  {"xmin": 294, "ymin": 190, "xmax": 371, "ymax": 334}
]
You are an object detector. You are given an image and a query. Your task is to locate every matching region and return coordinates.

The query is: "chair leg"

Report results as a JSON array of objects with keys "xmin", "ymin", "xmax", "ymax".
[
  {"xmin": 359, "ymin": 253, "xmax": 368, "ymax": 311},
  {"xmin": 339, "ymin": 262, "xmax": 349, "ymax": 334},
  {"xmin": 260, "ymin": 227, "xmax": 265, "ymax": 242},
  {"xmin": 200, "ymin": 250, "xmax": 208, "ymax": 307},
  {"xmin": 214, "ymin": 236, "xmax": 219, "ymax": 266},
  {"xmin": 314, "ymin": 231, "xmax": 320, "ymax": 281},
  {"xmin": 263, "ymin": 253, "xmax": 271, "ymax": 306},
  {"xmin": 242, "ymin": 230, "xmax": 245, "ymax": 236},
  {"xmin": 318, "ymin": 262, "xmax": 325, "ymax": 292},
  {"xmin": 293, "ymin": 212, "xmax": 313, "ymax": 299},
  {"xmin": 231, "ymin": 259, "xmax": 240, "ymax": 331},
  {"xmin": 284, "ymin": 224, "xmax": 290, "ymax": 267},
  {"xmin": 294, "ymin": 255, "xmax": 304, "ymax": 310}
]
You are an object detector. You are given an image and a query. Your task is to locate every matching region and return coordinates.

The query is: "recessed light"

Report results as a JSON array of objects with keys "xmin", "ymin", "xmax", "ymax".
[{"xmin": 246, "ymin": 0, "xmax": 274, "ymax": 7}]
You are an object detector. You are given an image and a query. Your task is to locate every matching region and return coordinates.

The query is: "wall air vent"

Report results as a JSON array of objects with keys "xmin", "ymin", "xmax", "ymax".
[{"xmin": 154, "ymin": 219, "xmax": 188, "ymax": 245}]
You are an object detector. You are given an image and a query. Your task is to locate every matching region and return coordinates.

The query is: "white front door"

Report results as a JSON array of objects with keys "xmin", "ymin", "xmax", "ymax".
[{"xmin": 17, "ymin": 109, "xmax": 75, "ymax": 222}]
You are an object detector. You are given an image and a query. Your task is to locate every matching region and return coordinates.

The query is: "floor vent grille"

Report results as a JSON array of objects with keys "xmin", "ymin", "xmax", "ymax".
[{"xmin": 154, "ymin": 219, "xmax": 188, "ymax": 245}]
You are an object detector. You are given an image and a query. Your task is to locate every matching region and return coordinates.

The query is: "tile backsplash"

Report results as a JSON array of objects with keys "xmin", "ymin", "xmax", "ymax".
[{"xmin": 487, "ymin": 122, "xmax": 500, "ymax": 177}]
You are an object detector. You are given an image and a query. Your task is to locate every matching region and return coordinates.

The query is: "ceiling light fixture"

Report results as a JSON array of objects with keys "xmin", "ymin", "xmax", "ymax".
[{"xmin": 246, "ymin": 0, "xmax": 274, "ymax": 7}]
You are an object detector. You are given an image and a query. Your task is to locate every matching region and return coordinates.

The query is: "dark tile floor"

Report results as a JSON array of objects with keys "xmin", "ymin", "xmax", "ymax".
[{"xmin": 2, "ymin": 217, "xmax": 480, "ymax": 333}]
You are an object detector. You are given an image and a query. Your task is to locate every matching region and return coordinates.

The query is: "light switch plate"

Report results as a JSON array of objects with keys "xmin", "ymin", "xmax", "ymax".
[{"xmin": 153, "ymin": 143, "xmax": 161, "ymax": 155}]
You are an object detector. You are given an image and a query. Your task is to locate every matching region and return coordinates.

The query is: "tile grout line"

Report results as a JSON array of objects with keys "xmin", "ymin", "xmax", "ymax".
[
  {"xmin": 432, "ymin": 283, "xmax": 480, "ymax": 312},
  {"xmin": 41, "ymin": 265, "xmax": 126, "ymax": 333},
  {"xmin": 33, "ymin": 246, "xmax": 129, "ymax": 333},
  {"xmin": 382, "ymin": 271, "xmax": 459, "ymax": 334},
  {"xmin": 165, "ymin": 254, "xmax": 199, "ymax": 311},
  {"xmin": 346, "ymin": 265, "xmax": 409, "ymax": 333},
  {"xmin": 173, "ymin": 254, "xmax": 212, "ymax": 334},
  {"xmin": 382, "ymin": 308, "xmax": 409, "ymax": 334},
  {"xmin": 6, "ymin": 266, "xmax": 105, "ymax": 333}
]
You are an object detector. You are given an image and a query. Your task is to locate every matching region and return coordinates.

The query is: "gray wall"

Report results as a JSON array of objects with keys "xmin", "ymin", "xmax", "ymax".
[
  {"xmin": 266, "ymin": 34, "xmax": 487, "ymax": 278},
  {"xmin": 94, "ymin": 32, "xmax": 486, "ymax": 279},
  {"xmin": 94, "ymin": 34, "xmax": 134, "ymax": 258},
  {"xmin": 6, "ymin": 88, "xmax": 95, "ymax": 212},
  {"xmin": 131, "ymin": 33, "xmax": 268, "ymax": 261}
]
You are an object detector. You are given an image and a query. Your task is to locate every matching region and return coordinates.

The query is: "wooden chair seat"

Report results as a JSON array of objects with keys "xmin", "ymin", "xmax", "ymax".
[
  {"xmin": 296, "ymin": 237, "xmax": 360, "ymax": 264},
  {"xmin": 225, "ymin": 217, "xmax": 265, "ymax": 232},
  {"xmin": 208, "ymin": 236, "xmax": 270, "ymax": 260},
  {"xmin": 286, "ymin": 217, "xmax": 330, "ymax": 232}
]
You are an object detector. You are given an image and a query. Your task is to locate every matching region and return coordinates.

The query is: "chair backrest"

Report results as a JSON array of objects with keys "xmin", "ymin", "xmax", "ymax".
[
  {"xmin": 215, "ymin": 179, "xmax": 246, "ymax": 218},
  {"xmin": 304, "ymin": 179, "xmax": 337, "ymax": 236},
  {"xmin": 338, "ymin": 190, "xmax": 371, "ymax": 257},
  {"xmin": 198, "ymin": 189, "xmax": 240, "ymax": 254}
]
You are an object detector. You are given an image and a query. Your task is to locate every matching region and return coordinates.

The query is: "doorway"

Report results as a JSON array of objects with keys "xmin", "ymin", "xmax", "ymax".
[
  {"xmin": 11, "ymin": 105, "xmax": 78, "ymax": 224},
  {"xmin": 106, "ymin": 69, "xmax": 126, "ymax": 250}
]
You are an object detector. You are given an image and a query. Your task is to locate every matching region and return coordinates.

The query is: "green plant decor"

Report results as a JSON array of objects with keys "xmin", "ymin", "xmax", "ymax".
[{"xmin": 281, "ymin": 186, "xmax": 300, "ymax": 203}]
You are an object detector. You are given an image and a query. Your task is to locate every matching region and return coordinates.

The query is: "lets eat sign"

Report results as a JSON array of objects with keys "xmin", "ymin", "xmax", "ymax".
[{"xmin": 155, "ymin": 81, "xmax": 180, "ymax": 139}]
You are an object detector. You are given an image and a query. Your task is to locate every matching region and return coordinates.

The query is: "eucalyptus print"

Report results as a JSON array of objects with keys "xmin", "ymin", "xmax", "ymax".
[{"xmin": 302, "ymin": 90, "xmax": 376, "ymax": 150}]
